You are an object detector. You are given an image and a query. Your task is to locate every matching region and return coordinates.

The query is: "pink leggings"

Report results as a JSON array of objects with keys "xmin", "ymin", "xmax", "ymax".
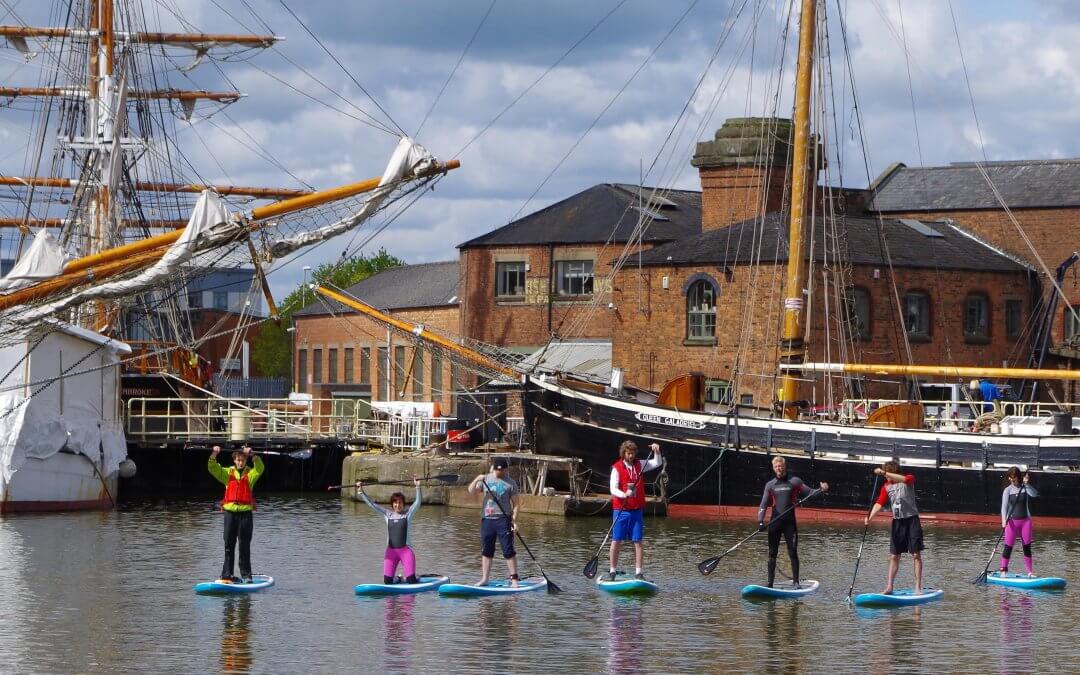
[
  {"xmin": 383, "ymin": 546, "xmax": 416, "ymax": 578},
  {"xmin": 1001, "ymin": 518, "xmax": 1034, "ymax": 574}
]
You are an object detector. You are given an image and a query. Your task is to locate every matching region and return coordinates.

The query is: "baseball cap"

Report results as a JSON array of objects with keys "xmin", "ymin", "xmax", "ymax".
[{"xmin": 493, "ymin": 457, "xmax": 509, "ymax": 469}]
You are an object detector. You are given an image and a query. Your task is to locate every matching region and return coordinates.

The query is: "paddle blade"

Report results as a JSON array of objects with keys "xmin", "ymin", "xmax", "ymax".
[
  {"xmin": 972, "ymin": 571, "xmax": 988, "ymax": 585},
  {"xmin": 546, "ymin": 578, "xmax": 562, "ymax": 594},
  {"xmin": 583, "ymin": 556, "xmax": 600, "ymax": 579},
  {"xmin": 698, "ymin": 556, "xmax": 721, "ymax": 576}
]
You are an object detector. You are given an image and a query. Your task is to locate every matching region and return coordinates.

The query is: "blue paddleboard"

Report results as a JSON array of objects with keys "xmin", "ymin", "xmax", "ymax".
[
  {"xmin": 354, "ymin": 575, "xmax": 450, "ymax": 596},
  {"xmin": 194, "ymin": 574, "xmax": 274, "ymax": 595},
  {"xmin": 853, "ymin": 588, "xmax": 942, "ymax": 607},
  {"xmin": 597, "ymin": 574, "xmax": 659, "ymax": 596},
  {"xmin": 741, "ymin": 579, "xmax": 819, "ymax": 599},
  {"xmin": 438, "ymin": 577, "xmax": 547, "ymax": 597},
  {"xmin": 986, "ymin": 572, "xmax": 1066, "ymax": 590}
]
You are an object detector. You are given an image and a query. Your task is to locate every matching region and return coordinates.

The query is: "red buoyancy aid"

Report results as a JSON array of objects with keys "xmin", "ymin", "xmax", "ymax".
[
  {"xmin": 612, "ymin": 459, "xmax": 646, "ymax": 510},
  {"xmin": 223, "ymin": 468, "xmax": 255, "ymax": 508}
]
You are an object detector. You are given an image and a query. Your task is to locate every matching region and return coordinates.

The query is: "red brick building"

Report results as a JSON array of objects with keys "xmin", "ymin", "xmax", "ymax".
[{"xmin": 291, "ymin": 261, "xmax": 461, "ymax": 414}]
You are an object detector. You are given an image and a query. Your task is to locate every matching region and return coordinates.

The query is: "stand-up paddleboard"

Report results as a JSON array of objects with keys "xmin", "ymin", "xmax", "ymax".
[
  {"xmin": 741, "ymin": 579, "xmax": 819, "ymax": 599},
  {"xmin": 597, "ymin": 574, "xmax": 658, "ymax": 596},
  {"xmin": 194, "ymin": 574, "xmax": 274, "ymax": 595},
  {"xmin": 438, "ymin": 577, "xmax": 547, "ymax": 597},
  {"xmin": 853, "ymin": 588, "xmax": 943, "ymax": 607},
  {"xmin": 354, "ymin": 575, "xmax": 450, "ymax": 596},
  {"xmin": 986, "ymin": 572, "xmax": 1066, "ymax": 590}
]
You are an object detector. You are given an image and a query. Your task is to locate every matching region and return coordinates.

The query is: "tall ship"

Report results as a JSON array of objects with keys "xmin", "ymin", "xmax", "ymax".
[{"xmin": 0, "ymin": 1, "xmax": 458, "ymax": 512}]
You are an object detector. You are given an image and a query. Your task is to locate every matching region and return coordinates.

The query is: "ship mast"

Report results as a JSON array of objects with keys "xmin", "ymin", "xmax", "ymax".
[{"xmin": 776, "ymin": 0, "xmax": 818, "ymax": 418}]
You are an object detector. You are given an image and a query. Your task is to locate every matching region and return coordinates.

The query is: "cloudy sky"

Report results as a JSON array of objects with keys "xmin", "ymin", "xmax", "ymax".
[{"xmin": 2, "ymin": 0, "xmax": 1080, "ymax": 300}]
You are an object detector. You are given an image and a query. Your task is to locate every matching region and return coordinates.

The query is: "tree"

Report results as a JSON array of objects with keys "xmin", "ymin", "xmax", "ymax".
[{"xmin": 251, "ymin": 249, "xmax": 405, "ymax": 378}]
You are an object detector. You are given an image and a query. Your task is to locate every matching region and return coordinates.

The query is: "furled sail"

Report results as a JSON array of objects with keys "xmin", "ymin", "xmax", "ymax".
[{"xmin": 0, "ymin": 230, "xmax": 68, "ymax": 293}]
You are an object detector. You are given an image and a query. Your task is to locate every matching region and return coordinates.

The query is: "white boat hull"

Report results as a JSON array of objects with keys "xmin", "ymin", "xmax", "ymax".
[{"xmin": 0, "ymin": 451, "xmax": 116, "ymax": 514}]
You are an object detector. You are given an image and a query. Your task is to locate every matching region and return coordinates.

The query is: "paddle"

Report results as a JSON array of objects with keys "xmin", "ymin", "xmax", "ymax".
[
  {"xmin": 187, "ymin": 445, "xmax": 312, "ymax": 460},
  {"xmin": 582, "ymin": 511, "xmax": 620, "ymax": 579},
  {"xmin": 845, "ymin": 474, "xmax": 881, "ymax": 603},
  {"xmin": 326, "ymin": 474, "xmax": 460, "ymax": 490},
  {"xmin": 698, "ymin": 488, "xmax": 823, "ymax": 576},
  {"xmin": 973, "ymin": 477, "xmax": 1023, "ymax": 584},
  {"xmin": 480, "ymin": 479, "xmax": 562, "ymax": 594}
]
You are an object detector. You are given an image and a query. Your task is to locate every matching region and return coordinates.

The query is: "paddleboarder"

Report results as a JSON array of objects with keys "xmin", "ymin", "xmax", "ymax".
[
  {"xmin": 607, "ymin": 440, "xmax": 663, "ymax": 581},
  {"xmin": 865, "ymin": 461, "xmax": 924, "ymax": 594},
  {"xmin": 356, "ymin": 477, "xmax": 422, "ymax": 584},
  {"xmin": 468, "ymin": 458, "xmax": 521, "ymax": 587},
  {"xmin": 1000, "ymin": 467, "xmax": 1039, "ymax": 577},
  {"xmin": 756, "ymin": 456, "xmax": 828, "ymax": 588},
  {"xmin": 208, "ymin": 445, "xmax": 264, "ymax": 584}
]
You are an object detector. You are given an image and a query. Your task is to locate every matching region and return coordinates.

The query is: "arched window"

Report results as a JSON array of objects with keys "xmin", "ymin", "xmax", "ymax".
[{"xmin": 686, "ymin": 279, "xmax": 717, "ymax": 342}]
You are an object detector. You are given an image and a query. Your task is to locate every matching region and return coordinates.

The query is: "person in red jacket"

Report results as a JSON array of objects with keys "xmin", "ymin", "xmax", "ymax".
[
  {"xmin": 208, "ymin": 445, "xmax": 265, "ymax": 583},
  {"xmin": 607, "ymin": 440, "xmax": 663, "ymax": 581}
]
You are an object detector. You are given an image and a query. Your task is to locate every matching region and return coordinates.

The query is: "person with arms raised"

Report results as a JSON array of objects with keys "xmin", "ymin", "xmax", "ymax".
[{"xmin": 208, "ymin": 445, "xmax": 264, "ymax": 584}]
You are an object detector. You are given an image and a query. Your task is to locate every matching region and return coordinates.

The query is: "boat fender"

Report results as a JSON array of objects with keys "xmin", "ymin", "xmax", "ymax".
[{"xmin": 119, "ymin": 459, "xmax": 137, "ymax": 479}]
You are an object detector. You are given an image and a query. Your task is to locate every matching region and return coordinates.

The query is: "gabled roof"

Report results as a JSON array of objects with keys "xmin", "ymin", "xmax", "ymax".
[
  {"xmin": 457, "ymin": 183, "xmax": 701, "ymax": 248},
  {"xmin": 633, "ymin": 213, "xmax": 1031, "ymax": 273},
  {"xmin": 870, "ymin": 159, "xmax": 1080, "ymax": 211},
  {"xmin": 293, "ymin": 260, "xmax": 459, "ymax": 317}
]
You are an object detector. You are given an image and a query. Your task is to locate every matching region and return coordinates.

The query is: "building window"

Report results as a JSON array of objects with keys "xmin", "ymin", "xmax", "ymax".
[
  {"xmin": 394, "ymin": 345, "xmax": 406, "ymax": 397},
  {"xmin": 705, "ymin": 379, "xmax": 732, "ymax": 404},
  {"xmin": 431, "ymin": 352, "xmax": 443, "ymax": 404},
  {"xmin": 313, "ymin": 348, "xmax": 323, "ymax": 384},
  {"xmin": 378, "ymin": 347, "xmax": 389, "ymax": 399},
  {"xmin": 344, "ymin": 348, "xmax": 354, "ymax": 384},
  {"xmin": 412, "ymin": 347, "xmax": 424, "ymax": 400},
  {"xmin": 903, "ymin": 291, "xmax": 931, "ymax": 340},
  {"xmin": 328, "ymin": 348, "xmax": 338, "ymax": 384},
  {"xmin": 187, "ymin": 291, "xmax": 203, "ymax": 309},
  {"xmin": 845, "ymin": 287, "xmax": 871, "ymax": 341},
  {"xmin": 496, "ymin": 261, "xmax": 526, "ymax": 298},
  {"xmin": 686, "ymin": 279, "xmax": 717, "ymax": 341},
  {"xmin": 360, "ymin": 347, "xmax": 370, "ymax": 384},
  {"xmin": 1066, "ymin": 309, "xmax": 1080, "ymax": 343},
  {"xmin": 1005, "ymin": 299, "xmax": 1022, "ymax": 341},
  {"xmin": 964, "ymin": 294, "xmax": 990, "ymax": 342},
  {"xmin": 213, "ymin": 291, "xmax": 229, "ymax": 310},
  {"xmin": 297, "ymin": 349, "xmax": 308, "ymax": 393},
  {"xmin": 555, "ymin": 260, "xmax": 594, "ymax": 296}
]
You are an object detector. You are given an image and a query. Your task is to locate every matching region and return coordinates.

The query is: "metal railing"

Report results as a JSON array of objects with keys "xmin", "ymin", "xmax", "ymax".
[
  {"xmin": 126, "ymin": 397, "xmax": 452, "ymax": 450},
  {"xmin": 835, "ymin": 398, "xmax": 1080, "ymax": 428}
]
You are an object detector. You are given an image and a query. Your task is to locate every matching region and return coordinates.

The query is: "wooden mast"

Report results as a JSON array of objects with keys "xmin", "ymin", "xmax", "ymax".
[
  {"xmin": 315, "ymin": 286, "xmax": 519, "ymax": 380},
  {"xmin": 776, "ymin": 0, "xmax": 818, "ymax": 418},
  {"xmin": 788, "ymin": 362, "xmax": 1080, "ymax": 381}
]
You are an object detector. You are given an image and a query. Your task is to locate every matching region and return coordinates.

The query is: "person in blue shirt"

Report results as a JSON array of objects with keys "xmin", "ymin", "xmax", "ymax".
[{"xmin": 971, "ymin": 379, "xmax": 1002, "ymax": 414}]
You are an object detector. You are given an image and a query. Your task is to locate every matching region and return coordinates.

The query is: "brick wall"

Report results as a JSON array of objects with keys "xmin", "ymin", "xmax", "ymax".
[
  {"xmin": 293, "ymin": 305, "xmax": 460, "ymax": 412},
  {"xmin": 459, "ymin": 243, "xmax": 642, "ymax": 348},
  {"xmin": 881, "ymin": 208, "xmax": 1080, "ymax": 344},
  {"xmin": 699, "ymin": 165, "xmax": 789, "ymax": 231},
  {"xmin": 611, "ymin": 262, "xmax": 1034, "ymax": 406}
]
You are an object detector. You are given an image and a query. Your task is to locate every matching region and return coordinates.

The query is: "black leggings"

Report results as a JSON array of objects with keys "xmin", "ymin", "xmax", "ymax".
[{"xmin": 767, "ymin": 517, "xmax": 799, "ymax": 586}]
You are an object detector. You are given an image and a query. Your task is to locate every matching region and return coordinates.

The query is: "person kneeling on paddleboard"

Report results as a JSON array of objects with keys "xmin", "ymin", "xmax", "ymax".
[
  {"xmin": 865, "ymin": 461, "xmax": 923, "ymax": 594},
  {"xmin": 607, "ymin": 440, "xmax": 663, "ymax": 581},
  {"xmin": 757, "ymin": 456, "xmax": 828, "ymax": 588},
  {"xmin": 1000, "ymin": 467, "xmax": 1039, "ymax": 577},
  {"xmin": 356, "ymin": 477, "xmax": 422, "ymax": 584},
  {"xmin": 469, "ymin": 458, "xmax": 521, "ymax": 587},
  {"xmin": 208, "ymin": 445, "xmax": 264, "ymax": 584}
]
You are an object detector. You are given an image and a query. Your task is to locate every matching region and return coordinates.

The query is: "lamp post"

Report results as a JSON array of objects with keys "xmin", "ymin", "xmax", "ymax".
[
  {"xmin": 286, "ymin": 326, "xmax": 297, "ymax": 393},
  {"xmin": 301, "ymin": 265, "xmax": 312, "ymax": 307}
]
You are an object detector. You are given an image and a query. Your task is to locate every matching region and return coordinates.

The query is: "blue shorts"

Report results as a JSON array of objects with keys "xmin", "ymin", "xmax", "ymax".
[
  {"xmin": 481, "ymin": 516, "xmax": 516, "ymax": 559},
  {"xmin": 612, "ymin": 508, "xmax": 644, "ymax": 542}
]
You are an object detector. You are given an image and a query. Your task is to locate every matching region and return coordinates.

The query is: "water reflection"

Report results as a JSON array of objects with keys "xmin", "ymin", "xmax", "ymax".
[
  {"xmin": 759, "ymin": 600, "xmax": 803, "ymax": 674},
  {"xmin": 999, "ymin": 591, "xmax": 1035, "ymax": 674},
  {"xmin": 219, "ymin": 597, "xmax": 253, "ymax": 674},
  {"xmin": 605, "ymin": 599, "xmax": 645, "ymax": 675},
  {"xmin": 477, "ymin": 598, "xmax": 520, "ymax": 653},
  {"xmin": 382, "ymin": 596, "xmax": 416, "ymax": 673}
]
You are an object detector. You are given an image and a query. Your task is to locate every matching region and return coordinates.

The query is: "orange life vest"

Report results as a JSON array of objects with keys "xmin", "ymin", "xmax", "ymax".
[{"xmin": 223, "ymin": 468, "xmax": 255, "ymax": 508}]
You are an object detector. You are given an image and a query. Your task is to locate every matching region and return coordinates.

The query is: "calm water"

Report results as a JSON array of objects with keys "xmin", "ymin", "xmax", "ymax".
[{"xmin": 0, "ymin": 496, "xmax": 1077, "ymax": 674}]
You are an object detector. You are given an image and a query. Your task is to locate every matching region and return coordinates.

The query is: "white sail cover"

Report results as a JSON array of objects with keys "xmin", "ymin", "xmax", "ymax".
[
  {"xmin": 0, "ymin": 229, "xmax": 68, "ymax": 293},
  {"xmin": 8, "ymin": 190, "xmax": 234, "ymax": 325},
  {"xmin": 269, "ymin": 136, "xmax": 435, "ymax": 258},
  {"xmin": 0, "ymin": 323, "xmax": 131, "ymax": 484}
]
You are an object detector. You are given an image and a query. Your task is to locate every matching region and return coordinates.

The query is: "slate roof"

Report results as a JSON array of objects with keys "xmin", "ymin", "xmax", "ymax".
[
  {"xmin": 870, "ymin": 159, "xmax": 1080, "ymax": 211},
  {"xmin": 293, "ymin": 260, "xmax": 459, "ymax": 317},
  {"xmin": 458, "ymin": 183, "xmax": 701, "ymax": 248},
  {"xmin": 634, "ymin": 213, "xmax": 1031, "ymax": 272}
]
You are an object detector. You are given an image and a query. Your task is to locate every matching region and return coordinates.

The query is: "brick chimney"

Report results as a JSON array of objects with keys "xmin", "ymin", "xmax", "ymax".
[{"xmin": 693, "ymin": 117, "xmax": 814, "ymax": 231}]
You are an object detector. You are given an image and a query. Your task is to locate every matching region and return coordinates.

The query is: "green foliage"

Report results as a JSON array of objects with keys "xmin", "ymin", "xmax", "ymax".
[{"xmin": 250, "ymin": 249, "xmax": 405, "ymax": 378}]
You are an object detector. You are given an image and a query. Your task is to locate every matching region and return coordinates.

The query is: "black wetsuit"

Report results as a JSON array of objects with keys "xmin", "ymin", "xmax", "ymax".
[{"xmin": 758, "ymin": 474, "xmax": 811, "ymax": 586}]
